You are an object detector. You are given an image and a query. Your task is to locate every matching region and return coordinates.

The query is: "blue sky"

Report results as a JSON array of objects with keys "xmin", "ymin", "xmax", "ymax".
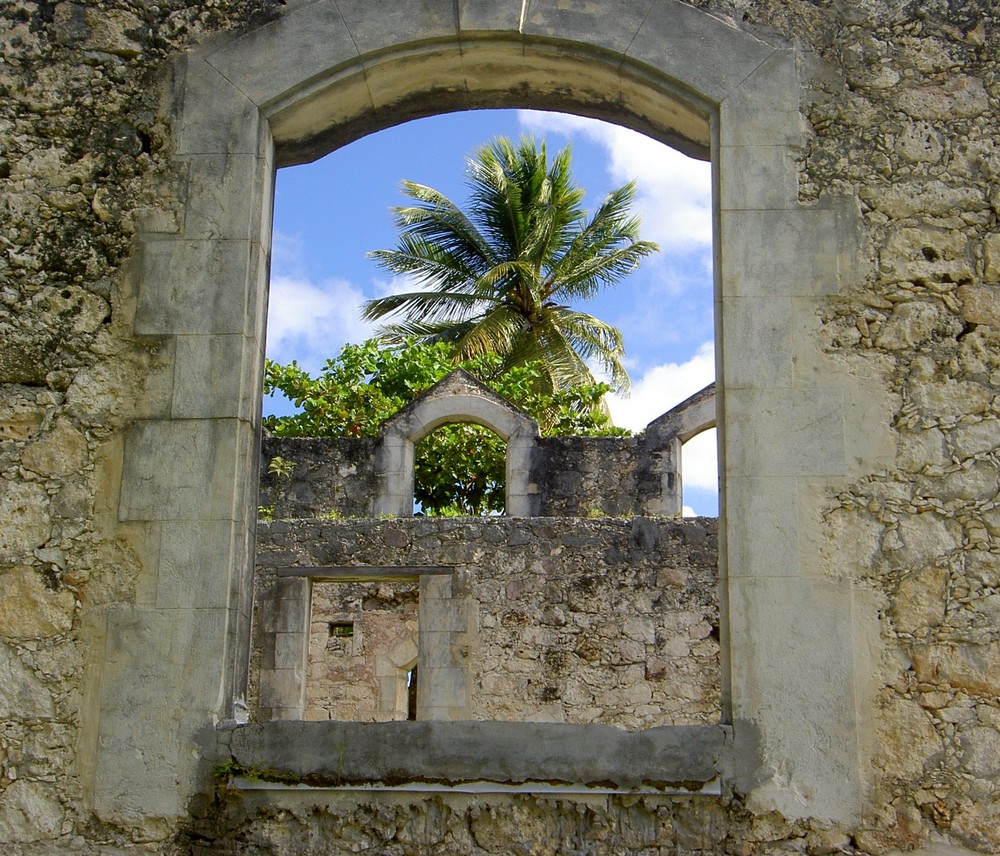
[{"xmin": 267, "ymin": 109, "xmax": 718, "ymax": 515}]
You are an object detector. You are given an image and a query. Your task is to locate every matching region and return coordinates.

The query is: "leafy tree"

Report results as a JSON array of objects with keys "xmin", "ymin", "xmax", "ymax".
[
  {"xmin": 363, "ymin": 135, "xmax": 657, "ymax": 400},
  {"xmin": 263, "ymin": 339, "xmax": 627, "ymax": 515}
]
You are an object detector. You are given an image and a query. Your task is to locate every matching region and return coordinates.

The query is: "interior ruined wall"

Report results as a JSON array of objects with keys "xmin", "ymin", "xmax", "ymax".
[
  {"xmin": 0, "ymin": 0, "xmax": 998, "ymax": 853},
  {"xmin": 255, "ymin": 518, "xmax": 721, "ymax": 729},
  {"xmin": 304, "ymin": 580, "xmax": 419, "ymax": 723}
]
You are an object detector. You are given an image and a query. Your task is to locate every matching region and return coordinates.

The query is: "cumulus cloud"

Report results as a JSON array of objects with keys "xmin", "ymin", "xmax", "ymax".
[
  {"xmin": 266, "ymin": 273, "xmax": 375, "ymax": 373},
  {"xmin": 265, "ymin": 231, "xmax": 376, "ymax": 372},
  {"xmin": 606, "ymin": 341, "xmax": 714, "ymax": 431},
  {"xmin": 518, "ymin": 111, "xmax": 712, "ymax": 252}
]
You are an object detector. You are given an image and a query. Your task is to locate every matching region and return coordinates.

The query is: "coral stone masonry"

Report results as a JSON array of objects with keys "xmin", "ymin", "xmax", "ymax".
[{"xmin": 0, "ymin": 0, "xmax": 998, "ymax": 853}]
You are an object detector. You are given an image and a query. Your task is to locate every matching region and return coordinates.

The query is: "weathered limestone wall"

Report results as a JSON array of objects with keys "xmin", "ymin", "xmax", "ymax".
[
  {"xmin": 0, "ymin": 1, "xmax": 283, "ymax": 848},
  {"xmin": 261, "ymin": 432, "xmax": 692, "ymax": 519},
  {"xmin": 254, "ymin": 518, "xmax": 721, "ymax": 729},
  {"xmin": 0, "ymin": 0, "xmax": 998, "ymax": 852},
  {"xmin": 260, "ymin": 433, "xmax": 378, "ymax": 520},
  {"xmin": 261, "ymin": 433, "xmax": 652, "ymax": 518}
]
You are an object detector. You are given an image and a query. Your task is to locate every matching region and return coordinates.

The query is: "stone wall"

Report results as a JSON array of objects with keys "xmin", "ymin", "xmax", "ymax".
[
  {"xmin": 0, "ymin": 0, "xmax": 998, "ymax": 852},
  {"xmin": 260, "ymin": 433, "xmax": 379, "ymax": 520},
  {"xmin": 254, "ymin": 518, "xmax": 721, "ymax": 729},
  {"xmin": 261, "ymin": 431, "xmax": 697, "ymax": 519}
]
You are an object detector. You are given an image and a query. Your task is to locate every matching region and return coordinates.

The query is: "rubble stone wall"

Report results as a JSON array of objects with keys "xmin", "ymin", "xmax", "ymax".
[{"xmin": 254, "ymin": 517, "xmax": 721, "ymax": 729}]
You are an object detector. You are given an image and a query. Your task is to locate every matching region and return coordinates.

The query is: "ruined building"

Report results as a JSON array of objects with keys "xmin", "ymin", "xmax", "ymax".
[{"xmin": 0, "ymin": 1, "xmax": 998, "ymax": 853}]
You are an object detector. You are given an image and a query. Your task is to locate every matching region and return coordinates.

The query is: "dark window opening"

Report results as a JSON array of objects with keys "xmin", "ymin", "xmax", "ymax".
[{"xmin": 406, "ymin": 665, "xmax": 418, "ymax": 721}]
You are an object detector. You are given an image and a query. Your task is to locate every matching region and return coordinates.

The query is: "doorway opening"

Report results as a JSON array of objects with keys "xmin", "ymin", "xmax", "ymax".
[{"xmin": 305, "ymin": 580, "xmax": 419, "ymax": 721}]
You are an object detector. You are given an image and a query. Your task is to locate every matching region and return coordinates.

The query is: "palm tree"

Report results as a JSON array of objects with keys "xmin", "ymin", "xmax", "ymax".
[{"xmin": 363, "ymin": 135, "xmax": 658, "ymax": 397}]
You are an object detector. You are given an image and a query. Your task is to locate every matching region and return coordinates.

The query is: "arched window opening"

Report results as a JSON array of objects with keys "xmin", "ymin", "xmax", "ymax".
[
  {"xmin": 414, "ymin": 423, "xmax": 507, "ymax": 517},
  {"xmin": 251, "ymin": 108, "xmax": 721, "ymax": 729},
  {"xmin": 681, "ymin": 427, "xmax": 719, "ymax": 517},
  {"xmin": 263, "ymin": 108, "xmax": 717, "ymax": 516}
]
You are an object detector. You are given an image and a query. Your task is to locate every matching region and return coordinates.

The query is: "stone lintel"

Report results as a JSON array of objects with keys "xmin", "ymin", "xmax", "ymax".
[
  {"xmin": 276, "ymin": 566, "xmax": 455, "ymax": 582},
  {"xmin": 226, "ymin": 721, "xmax": 729, "ymax": 790}
]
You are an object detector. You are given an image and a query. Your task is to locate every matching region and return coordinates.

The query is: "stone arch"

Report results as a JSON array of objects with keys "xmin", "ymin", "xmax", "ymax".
[
  {"xmin": 644, "ymin": 383, "xmax": 717, "ymax": 516},
  {"xmin": 104, "ymin": 0, "xmax": 876, "ymax": 829},
  {"xmin": 373, "ymin": 370, "xmax": 539, "ymax": 517}
]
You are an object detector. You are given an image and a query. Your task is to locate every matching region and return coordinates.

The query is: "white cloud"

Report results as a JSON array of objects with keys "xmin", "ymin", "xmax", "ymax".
[
  {"xmin": 266, "ymin": 230, "xmax": 448, "ymax": 373},
  {"xmin": 266, "ymin": 232, "xmax": 378, "ymax": 372},
  {"xmin": 518, "ymin": 111, "xmax": 712, "ymax": 252},
  {"xmin": 681, "ymin": 429, "xmax": 718, "ymax": 492},
  {"xmin": 266, "ymin": 274, "xmax": 375, "ymax": 373},
  {"xmin": 606, "ymin": 341, "xmax": 714, "ymax": 431}
]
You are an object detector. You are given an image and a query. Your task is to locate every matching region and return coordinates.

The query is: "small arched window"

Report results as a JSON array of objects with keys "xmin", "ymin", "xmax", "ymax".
[{"xmin": 414, "ymin": 423, "xmax": 507, "ymax": 516}]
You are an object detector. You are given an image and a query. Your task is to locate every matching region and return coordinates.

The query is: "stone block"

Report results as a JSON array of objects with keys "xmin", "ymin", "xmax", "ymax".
[
  {"xmin": 719, "ymin": 50, "xmax": 802, "ymax": 148},
  {"xmin": 171, "ymin": 334, "xmax": 261, "ymax": 421},
  {"xmin": 628, "ymin": 0, "xmax": 774, "ymax": 106},
  {"xmin": 524, "ymin": 0, "xmax": 651, "ymax": 56},
  {"xmin": 228, "ymin": 720, "xmax": 728, "ymax": 789},
  {"xmin": 960, "ymin": 726, "xmax": 1000, "ymax": 779},
  {"xmin": 984, "ymin": 233, "xmax": 1000, "ymax": 282},
  {"xmin": 722, "ymin": 476, "xmax": 800, "ymax": 578},
  {"xmin": 204, "ymin": 1, "xmax": 358, "ymax": 106},
  {"xmin": 273, "ymin": 633, "xmax": 307, "ymax": 671},
  {"xmin": 421, "ymin": 574, "xmax": 453, "ymax": 601},
  {"xmin": 718, "ymin": 144, "xmax": 798, "ymax": 211},
  {"xmin": 421, "ymin": 666, "xmax": 469, "ymax": 711},
  {"xmin": 95, "ymin": 606, "xmax": 232, "ymax": 823},
  {"xmin": 0, "ymin": 567, "xmax": 75, "ymax": 638},
  {"xmin": 719, "ymin": 296, "xmax": 794, "ymax": 389},
  {"xmin": 0, "ymin": 481, "xmax": 51, "ymax": 560},
  {"xmin": 892, "ymin": 566, "xmax": 948, "ymax": 633},
  {"xmin": 119, "ymin": 419, "xmax": 245, "ymax": 522},
  {"xmin": 155, "ymin": 520, "xmax": 241, "ymax": 609},
  {"xmin": 258, "ymin": 668, "xmax": 304, "ymax": 711},
  {"xmin": 957, "ymin": 284, "xmax": 1000, "ymax": 326},
  {"xmin": 19, "ymin": 419, "xmax": 88, "ymax": 477},
  {"xmin": 724, "ymin": 387, "xmax": 846, "ymax": 479},
  {"xmin": 874, "ymin": 301, "xmax": 948, "ymax": 350},
  {"xmin": 275, "ymin": 596, "xmax": 309, "ymax": 634},
  {"xmin": 727, "ymin": 576, "xmax": 863, "ymax": 822},
  {"xmin": 876, "ymin": 696, "xmax": 943, "ymax": 780},
  {"xmin": 880, "ymin": 225, "xmax": 973, "ymax": 284},
  {"xmin": 337, "ymin": 0, "xmax": 456, "ymax": 56},
  {"xmin": 418, "ymin": 629, "xmax": 456, "ymax": 667},
  {"xmin": 458, "ymin": 0, "xmax": 521, "ymax": 30},
  {"xmin": 135, "ymin": 237, "xmax": 252, "ymax": 336},
  {"xmin": 181, "ymin": 153, "xmax": 270, "ymax": 241},
  {"xmin": 911, "ymin": 643, "xmax": 1000, "ymax": 698},
  {"xmin": 719, "ymin": 207, "xmax": 840, "ymax": 298},
  {"xmin": 0, "ymin": 641, "xmax": 54, "ymax": 718},
  {"xmin": 0, "ymin": 779, "xmax": 64, "ymax": 843},
  {"xmin": 174, "ymin": 55, "xmax": 261, "ymax": 156}
]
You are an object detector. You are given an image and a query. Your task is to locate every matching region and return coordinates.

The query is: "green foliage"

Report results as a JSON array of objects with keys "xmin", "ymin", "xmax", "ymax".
[
  {"xmin": 267, "ymin": 456, "xmax": 295, "ymax": 478},
  {"xmin": 263, "ymin": 338, "xmax": 628, "ymax": 515}
]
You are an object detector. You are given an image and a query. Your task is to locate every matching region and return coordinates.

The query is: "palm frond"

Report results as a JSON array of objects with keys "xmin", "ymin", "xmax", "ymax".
[
  {"xmin": 365, "ymin": 135, "xmax": 652, "ymax": 400},
  {"xmin": 362, "ymin": 290, "xmax": 495, "ymax": 325}
]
